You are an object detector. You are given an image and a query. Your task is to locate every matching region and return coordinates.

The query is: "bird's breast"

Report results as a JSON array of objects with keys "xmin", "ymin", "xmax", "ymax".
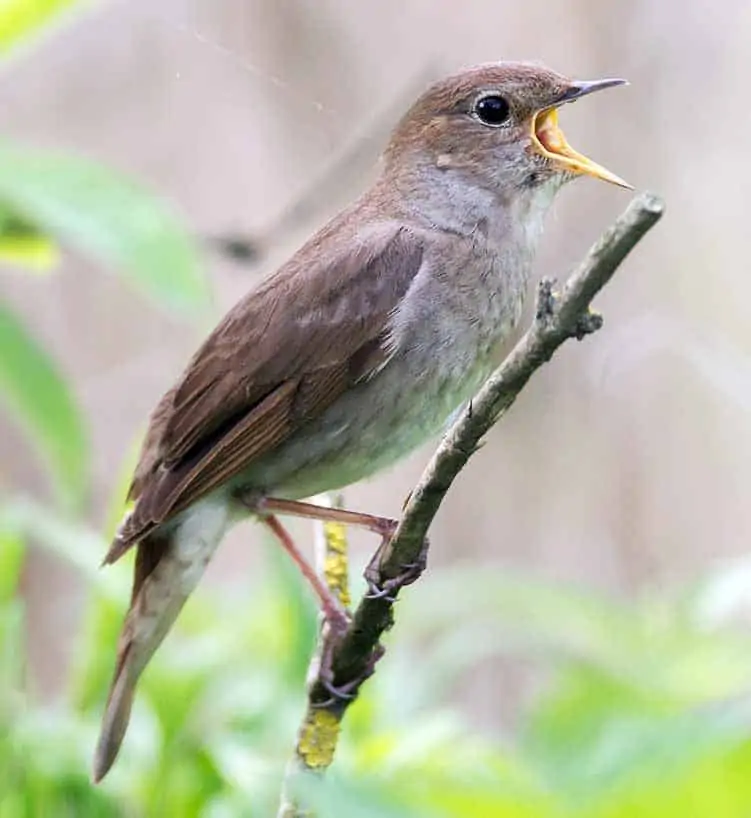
[{"xmin": 392, "ymin": 238, "xmax": 529, "ymax": 381}]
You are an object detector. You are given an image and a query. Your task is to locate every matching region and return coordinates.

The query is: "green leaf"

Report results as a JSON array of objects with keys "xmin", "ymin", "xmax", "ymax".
[
  {"xmin": 0, "ymin": 0, "xmax": 86, "ymax": 57},
  {"xmin": 0, "ymin": 232, "xmax": 58, "ymax": 269},
  {"xmin": 0, "ymin": 144, "xmax": 211, "ymax": 319},
  {"xmin": 0, "ymin": 209, "xmax": 58, "ymax": 270},
  {"xmin": 0, "ymin": 306, "xmax": 87, "ymax": 509},
  {"xmin": 0, "ymin": 514, "xmax": 25, "ymax": 601}
]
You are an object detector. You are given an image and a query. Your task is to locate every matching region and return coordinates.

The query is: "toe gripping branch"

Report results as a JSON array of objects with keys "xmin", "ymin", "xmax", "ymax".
[
  {"xmin": 364, "ymin": 525, "xmax": 429, "ymax": 602},
  {"xmin": 314, "ymin": 523, "xmax": 430, "ymax": 709}
]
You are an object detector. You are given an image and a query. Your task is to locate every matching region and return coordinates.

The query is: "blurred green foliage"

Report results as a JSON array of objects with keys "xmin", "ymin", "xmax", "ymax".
[
  {"xmin": 0, "ymin": 0, "xmax": 211, "ymax": 513},
  {"xmin": 0, "ymin": 145, "xmax": 211, "ymax": 510},
  {"xmin": 4, "ymin": 496, "xmax": 751, "ymax": 817},
  {"xmin": 0, "ymin": 210, "xmax": 57, "ymax": 270},
  {"xmin": 0, "ymin": 146, "xmax": 212, "ymax": 318},
  {"xmin": 3, "ymin": 2, "xmax": 751, "ymax": 817},
  {"xmin": 0, "ymin": 0, "xmax": 88, "ymax": 57},
  {"xmin": 0, "ymin": 304, "xmax": 86, "ymax": 510}
]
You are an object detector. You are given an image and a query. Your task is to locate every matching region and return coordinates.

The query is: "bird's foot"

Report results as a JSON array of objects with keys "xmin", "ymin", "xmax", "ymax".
[
  {"xmin": 316, "ymin": 636, "xmax": 385, "ymax": 707},
  {"xmin": 364, "ymin": 530, "xmax": 429, "ymax": 602}
]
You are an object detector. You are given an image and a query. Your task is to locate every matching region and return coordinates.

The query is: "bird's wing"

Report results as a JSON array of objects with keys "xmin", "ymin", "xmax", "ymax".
[{"xmin": 107, "ymin": 221, "xmax": 424, "ymax": 558}]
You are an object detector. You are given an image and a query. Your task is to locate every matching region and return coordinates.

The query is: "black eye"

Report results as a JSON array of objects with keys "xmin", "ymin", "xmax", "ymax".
[{"xmin": 474, "ymin": 94, "xmax": 510, "ymax": 126}]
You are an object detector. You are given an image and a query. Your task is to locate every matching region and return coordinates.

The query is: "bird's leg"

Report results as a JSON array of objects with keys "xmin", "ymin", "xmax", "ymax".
[
  {"xmin": 243, "ymin": 495, "xmax": 427, "ymax": 701},
  {"xmin": 258, "ymin": 497, "xmax": 397, "ymax": 540},
  {"xmin": 241, "ymin": 491, "xmax": 428, "ymax": 611},
  {"xmin": 257, "ymin": 497, "xmax": 428, "ymax": 603},
  {"xmin": 261, "ymin": 515, "xmax": 350, "ymax": 638}
]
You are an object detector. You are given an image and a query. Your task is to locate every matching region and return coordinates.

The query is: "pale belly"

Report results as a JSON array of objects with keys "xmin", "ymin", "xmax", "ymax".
[{"xmin": 234, "ymin": 335, "xmax": 503, "ymax": 501}]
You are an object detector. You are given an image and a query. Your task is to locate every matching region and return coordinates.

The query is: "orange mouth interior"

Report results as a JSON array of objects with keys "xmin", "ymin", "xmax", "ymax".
[{"xmin": 532, "ymin": 108, "xmax": 631, "ymax": 188}]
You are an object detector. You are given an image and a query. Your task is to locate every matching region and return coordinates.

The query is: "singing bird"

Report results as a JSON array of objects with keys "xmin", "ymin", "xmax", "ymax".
[{"xmin": 93, "ymin": 61, "xmax": 629, "ymax": 781}]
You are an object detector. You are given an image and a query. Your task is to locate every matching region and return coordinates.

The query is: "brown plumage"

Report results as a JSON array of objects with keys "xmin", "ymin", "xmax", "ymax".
[
  {"xmin": 94, "ymin": 219, "xmax": 425, "ymax": 781},
  {"xmin": 93, "ymin": 61, "xmax": 628, "ymax": 782},
  {"xmin": 107, "ymin": 221, "xmax": 423, "ymax": 555}
]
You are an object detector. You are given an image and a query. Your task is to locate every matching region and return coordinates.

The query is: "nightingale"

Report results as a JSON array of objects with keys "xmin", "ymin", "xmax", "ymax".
[{"xmin": 92, "ymin": 61, "xmax": 629, "ymax": 782}]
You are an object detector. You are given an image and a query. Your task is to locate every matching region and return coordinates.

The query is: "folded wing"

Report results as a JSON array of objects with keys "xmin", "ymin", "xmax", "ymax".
[{"xmin": 106, "ymin": 220, "xmax": 424, "ymax": 561}]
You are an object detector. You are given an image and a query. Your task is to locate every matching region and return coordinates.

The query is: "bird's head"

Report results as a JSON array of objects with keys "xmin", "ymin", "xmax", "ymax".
[{"xmin": 385, "ymin": 62, "xmax": 630, "ymax": 196}]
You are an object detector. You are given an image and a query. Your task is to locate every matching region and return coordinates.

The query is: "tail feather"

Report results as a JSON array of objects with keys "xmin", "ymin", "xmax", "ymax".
[
  {"xmin": 92, "ymin": 496, "xmax": 230, "ymax": 782},
  {"xmin": 92, "ymin": 534, "xmax": 166, "ymax": 783},
  {"xmin": 92, "ymin": 643, "xmax": 137, "ymax": 783}
]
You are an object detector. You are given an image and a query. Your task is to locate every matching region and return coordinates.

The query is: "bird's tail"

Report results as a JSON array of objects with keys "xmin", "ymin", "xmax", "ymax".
[
  {"xmin": 92, "ymin": 497, "xmax": 230, "ymax": 782},
  {"xmin": 92, "ymin": 640, "xmax": 139, "ymax": 783},
  {"xmin": 92, "ymin": 530, "xmax": 177, "ymax": 783}
]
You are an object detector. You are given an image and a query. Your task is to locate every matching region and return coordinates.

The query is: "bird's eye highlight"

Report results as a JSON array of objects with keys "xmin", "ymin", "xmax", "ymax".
[{"xmin": 474, "ymin": 94, "xmax": 510, "ymax": 126}]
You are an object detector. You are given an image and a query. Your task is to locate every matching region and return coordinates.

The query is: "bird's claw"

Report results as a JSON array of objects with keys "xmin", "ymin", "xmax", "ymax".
[
  {"xmin": 315, "ymin": 633, "xmax": 385, "ymax": 708},
  {"xmin": 363, "ymin": 537, "xmax": 429, "ymax": 601},
  {"xmin": 316, "ymin": 676, "xmax": 359, "ymax": 706}
]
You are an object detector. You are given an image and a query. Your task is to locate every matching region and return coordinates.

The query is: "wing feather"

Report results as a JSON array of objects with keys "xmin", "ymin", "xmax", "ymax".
[{"xmin": 109, "ymin": 219, "xmax": 424, "ymax": 558}]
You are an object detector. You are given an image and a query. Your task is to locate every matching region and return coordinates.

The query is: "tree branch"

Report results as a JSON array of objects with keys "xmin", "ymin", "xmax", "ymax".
[{"xmin": 283, "ymin": 191, "xmax": 664, "ymax": 807}]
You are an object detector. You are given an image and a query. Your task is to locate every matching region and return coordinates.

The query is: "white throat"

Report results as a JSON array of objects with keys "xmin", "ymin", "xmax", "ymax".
[{"xmin": 394, "ymin": 163, "xmax": 561, "ymax": 253}]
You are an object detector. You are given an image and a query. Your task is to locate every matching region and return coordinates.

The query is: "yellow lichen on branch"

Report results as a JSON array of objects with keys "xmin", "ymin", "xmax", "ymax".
[
  {"xmin": 322, "ymin": 520, "xmax": 350, "ymax": 608},
  {"xmin": 296, "ymin": 709, "xmax": 342, "ymax": 770}
]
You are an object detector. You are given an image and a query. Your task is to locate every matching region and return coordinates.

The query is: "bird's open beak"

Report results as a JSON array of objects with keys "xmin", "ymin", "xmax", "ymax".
[{"xmin": 531, "ymin": 78, "xmax": 632, "ymax": 189}]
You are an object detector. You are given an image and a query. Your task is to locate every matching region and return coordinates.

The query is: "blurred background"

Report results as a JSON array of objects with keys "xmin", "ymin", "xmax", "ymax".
[{"xmin": 3, "ymin": 0, "xmax": 751, "ymax": 816}]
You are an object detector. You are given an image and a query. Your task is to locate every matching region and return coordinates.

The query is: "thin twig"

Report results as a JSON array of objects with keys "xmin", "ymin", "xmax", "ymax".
[{"xmin": 284, "ymin": 191, "xmax": 664, "ymax": 805}]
